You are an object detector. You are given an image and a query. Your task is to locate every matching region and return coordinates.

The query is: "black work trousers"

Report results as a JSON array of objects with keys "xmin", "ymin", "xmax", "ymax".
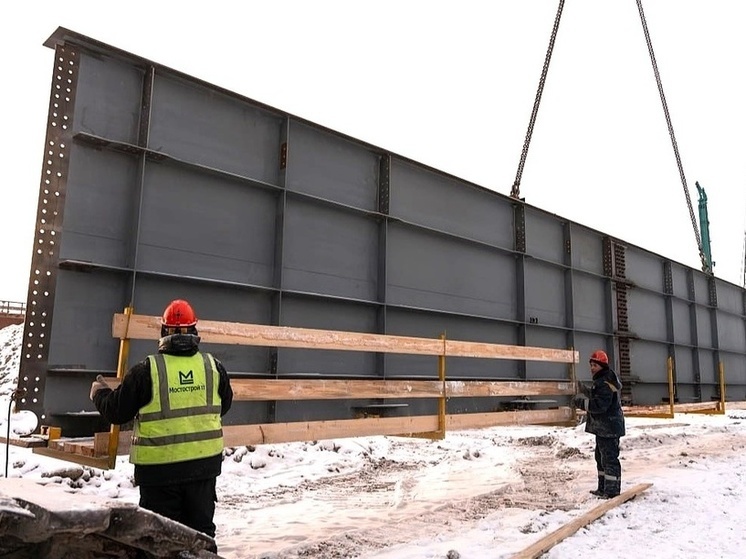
[
  {"xmin": 594, "ymin": 436, "xmax": 621, "ymax": 486},
  {"xmin": 139, "ymin": 477, "xmax": 218, "ymax": 542}
]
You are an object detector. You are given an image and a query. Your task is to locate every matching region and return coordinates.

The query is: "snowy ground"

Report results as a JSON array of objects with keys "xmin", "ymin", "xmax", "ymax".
[{"xmin": 2, "ymin": 322, "xmax": 745, "ymax": 558}]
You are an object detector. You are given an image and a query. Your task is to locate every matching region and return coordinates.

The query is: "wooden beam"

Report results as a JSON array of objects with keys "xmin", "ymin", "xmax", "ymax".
[
  {"xmin": 101, "ymin": 377, "xmax": 575, "ymax": 400},
  {"xmin": 445, "ymin": 340, "xmax": 577, "ymax": 362},
  {"xmin": 112, "ymin": 313, "xmax": 578, "ymax": 362},
  {"xmin": 447, "ymin": 408, "xmax": 572, "ymax": 430},
  {"xmin": 512, "ymin": 483, "xmax": 653, "ymax": 559},
  {"xmin": 623, "ymin": 401, "xmax": 722, "ymax": 416},
  {"xmin": 113, "ymin": 314, "xmax": 443, "ymax": 354},
  {"xmin": 35, "ymin": 408, "xmax": 572, "ymax": 468},
  {"xmin": 93, "ymin": 432, "xmax": 110, "ymax": 457},
  {"xmin": 0, "ymin": 435, "xmax": 48, "ymax": 448},
  {"xmin": 108, "ymin": 408, "xmax": 572, "ymax": 449},
  {"xmin": 446, "ymin": 380, "xmax": 575, "ymax": 397},
  {"xmin": 229, "ymin": 379, "xmax": 442, "ymax": 400},
  {"xmin": 33, "ymin": 447, "xmax": 111, "ymax": 470}
]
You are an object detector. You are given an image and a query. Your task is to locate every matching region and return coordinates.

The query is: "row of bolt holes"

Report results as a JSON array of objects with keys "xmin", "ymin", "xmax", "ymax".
[
  {"xmin": 39, "ymin": 135, "xmax": 65, "ymax": 255},
  {"xmin": 27, "ymin": 123, "xmax": 66, "ymax": 362},
  {"xmin": 24, "ymin": 306, "xmax": 47, "ymax": 405},
  {"xmin": 30, "ymin": 134, "xmax": 62, "ymax": 363},
  {"xmin": 17, "ymin": 54, "xmax": 75, "ymax": 406},
  {"xmin": 29, "ymin": 81, "xmax": 69, "ymax": 354},
  {"xmin": 24, "ymin": 308, "xmax": 46, "ymax": 403},
  {"xmin": 42, "ymin": 54, "xmax": 71, "ymax": 262}
]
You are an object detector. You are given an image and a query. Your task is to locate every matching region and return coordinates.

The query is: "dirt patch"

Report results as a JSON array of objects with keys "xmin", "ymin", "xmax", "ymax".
[{"xmin": 221, "ymin": 418, "xmax": 746, "ymax": 559}]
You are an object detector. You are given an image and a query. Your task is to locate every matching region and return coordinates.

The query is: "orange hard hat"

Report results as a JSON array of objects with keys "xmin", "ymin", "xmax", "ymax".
[
  {"xmin": 161, "ymin": 299, "xmax": 197, "ymax": 328},
  {"xmin": 589, "ymin": 350, "xmax": 609, "ymax": 365}
]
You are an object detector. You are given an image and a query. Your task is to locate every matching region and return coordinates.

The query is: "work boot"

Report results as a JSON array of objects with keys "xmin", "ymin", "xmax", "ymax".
[
  {"xmin": 589, "ymin": 475, "xmax": 605, "ymax": 496},
  {"xmin": 602, "ymin": 477, "xmax": 621, "ymax": 499}
]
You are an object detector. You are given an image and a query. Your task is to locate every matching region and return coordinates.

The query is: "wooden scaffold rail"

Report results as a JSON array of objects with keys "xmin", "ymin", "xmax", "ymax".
[{"xmin": 32, "ymin": 313, "xmax": 580, "ymax": 468}]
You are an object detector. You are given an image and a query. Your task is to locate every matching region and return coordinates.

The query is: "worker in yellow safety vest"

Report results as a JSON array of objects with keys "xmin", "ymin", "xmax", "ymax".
[{"xmin": 90, "ymin": 299, "xmax": 233, "ymax": 552}]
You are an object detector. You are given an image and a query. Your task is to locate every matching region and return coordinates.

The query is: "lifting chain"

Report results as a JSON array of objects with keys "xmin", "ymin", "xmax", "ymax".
[
  {"xmin": 512, "ymin": 1, "xmax": 709, "ymax": 274},
  {"xmin": 510, "ymin": 0, "xmax": 566, "ymax": 200},
  {"xmin": 635, "ymin": 0, "xmax": 708, "ymax": 272}
]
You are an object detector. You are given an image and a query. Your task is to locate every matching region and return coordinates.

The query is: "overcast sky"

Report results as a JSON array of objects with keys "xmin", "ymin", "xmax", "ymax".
[{"xmin": 3, "ymin": 1, "xmax": 745, "ymax": 302}]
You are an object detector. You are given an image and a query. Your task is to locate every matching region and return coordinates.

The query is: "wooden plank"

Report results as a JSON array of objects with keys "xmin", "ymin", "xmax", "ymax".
[
  {"xmin": 447, "ymin": 380, "xmax": 575, "ymax": 397},
  {"xmin": 623, "ymin": 401, "xmax": 722, "ymax": 416},
  {"xmin": 230, "ymin": 379, "xmax": 442, "ymax": 400},
  {"xmin": 512, "ymin": 482, "xmax": 653, "ymax": 559},
  {"xmin": 100, "ymin": 377, "xmax": 576, "ymax": 401},
  {"xmin": 93, "ymin": 432, "xmax": 110, "ymax": 457},
  {"xmin": 448, "ymin": 408, "xmax": 572, "ymax": 430},
  {"xmin": 228, "ymin": 415, "xmax": 439, "ymax": 445},
  {"xmin": 113, "ymin": 314, "xmax": 443, "ymax": 355},
  {"xmin": 63, "ymin": 441, "xmax": 80, "ymax": 454},
  {"xmin": 112, "ymin": 418, "xmax": 438, "ymax": 449},
  {"xmin": 223, "ymin": 409, "xmax": 574, "ymax": 445},
  {"xmin": 0, "ymin": 435, "xmax": 48, "ymax": 448},
  {"xmin": 58, "ymin": 438, "xmax": 93, "ymax": 455},
  {"xmin": 677, "ymin": 401, "xmax": 723, "ymax": 413},
  {"xmin": 109, "ymin": 408, "xmax": 573, "ymax": 449},
  {"xmin": 80, "ymin": 444, "xmax": 96, "ymax": 457},
  {"xmin": 445, "ymin": 340, "xmax": 577, "ymax": 363},
  {"xmin": 112, "ymin": 313, "xmax": 578, "ymax": 362},
  {"xmin": 623, "ymin": 405, "xmax": 673, "ymax": 417},
  {"xmin": 33, "ymin": 447, "xmax": 111, "ymax": 470},
  {"xmin": 231, "ymin": 378, "xmax": 575, "ymax": 401}
]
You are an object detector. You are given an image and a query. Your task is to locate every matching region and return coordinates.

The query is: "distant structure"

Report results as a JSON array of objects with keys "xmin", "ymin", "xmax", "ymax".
[{"xmin": 0, "ymin": 300, "xmax": 25, "ymax": 329}]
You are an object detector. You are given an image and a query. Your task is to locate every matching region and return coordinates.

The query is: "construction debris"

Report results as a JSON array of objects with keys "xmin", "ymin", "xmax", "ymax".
[{"xmin": 0, "ymin": 478, "xmax": 222, "ymax": 559}]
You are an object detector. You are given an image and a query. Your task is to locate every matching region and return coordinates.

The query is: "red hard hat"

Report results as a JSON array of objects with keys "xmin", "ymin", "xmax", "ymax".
[
  {"xmin": 162, "ymin": 299, "xmax": 197, "ymax": 328},
  {"xmin": 589, "ymin": 350, "xmax": 609, "ymax": 365}
]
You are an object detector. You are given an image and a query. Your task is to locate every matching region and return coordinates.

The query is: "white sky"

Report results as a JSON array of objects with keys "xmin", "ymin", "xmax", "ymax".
[
  {"xmin": 2, "ymin": 322, "xmax": 746, "ymax": 558},
  {"xmin": 2, "ymin": 1, "xmax": 746, "ymax": 302}
]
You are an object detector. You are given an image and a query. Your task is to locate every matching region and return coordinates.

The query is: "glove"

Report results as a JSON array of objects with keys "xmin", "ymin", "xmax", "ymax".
[
  {"xmin": 577, "ymin": 382, "xmax": 591, "ymax": 397},
  {"xmin": 89, "ymin": 374, "xmax": 110, "ymax": 401},
  {"xmin": 573, "ymin": 394, "xmax": 588, "ymax": 411}
]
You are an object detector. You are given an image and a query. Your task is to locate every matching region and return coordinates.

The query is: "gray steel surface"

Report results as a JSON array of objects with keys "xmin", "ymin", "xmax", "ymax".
[{"xmin": 15, "ymin": 27, "xmax": 746, "ymax": 433}]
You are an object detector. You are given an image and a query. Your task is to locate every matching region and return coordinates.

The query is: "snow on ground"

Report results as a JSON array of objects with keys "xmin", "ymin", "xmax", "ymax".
[{"xmin": 1, "ymin": 323, "xmax": 745, "ymax": 558}]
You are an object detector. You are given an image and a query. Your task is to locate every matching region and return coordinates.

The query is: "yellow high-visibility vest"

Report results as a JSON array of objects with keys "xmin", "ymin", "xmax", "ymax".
[{"xmin": 130, "ymin": 352, "xmax": 224, "ymax": 465}]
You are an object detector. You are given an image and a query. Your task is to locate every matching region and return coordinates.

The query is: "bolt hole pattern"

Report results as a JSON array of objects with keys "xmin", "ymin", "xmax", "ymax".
[{"xmin": 19, "ymin": 45, "xmax": 78, "ymax": 419}]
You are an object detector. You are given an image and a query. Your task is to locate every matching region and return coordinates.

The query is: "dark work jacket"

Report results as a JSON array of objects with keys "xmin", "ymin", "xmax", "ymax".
[
  {"xmin": 584, "ymin": 365, "xmax": 626, "ymax": 438},
  {"xmin": 93, "ymin": 334, "xmax": 233, "ymax": 486}
]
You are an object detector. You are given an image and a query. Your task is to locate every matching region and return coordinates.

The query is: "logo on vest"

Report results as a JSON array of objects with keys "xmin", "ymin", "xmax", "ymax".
[{"xmin": 169, "ymin": 370, "xmax": 206, "ymax": 394}]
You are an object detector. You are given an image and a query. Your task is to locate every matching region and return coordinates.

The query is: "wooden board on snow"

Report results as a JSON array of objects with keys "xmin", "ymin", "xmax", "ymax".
[{"xmin": 512, "ymin": 482, "xmax": 653, "ymax": 559}]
